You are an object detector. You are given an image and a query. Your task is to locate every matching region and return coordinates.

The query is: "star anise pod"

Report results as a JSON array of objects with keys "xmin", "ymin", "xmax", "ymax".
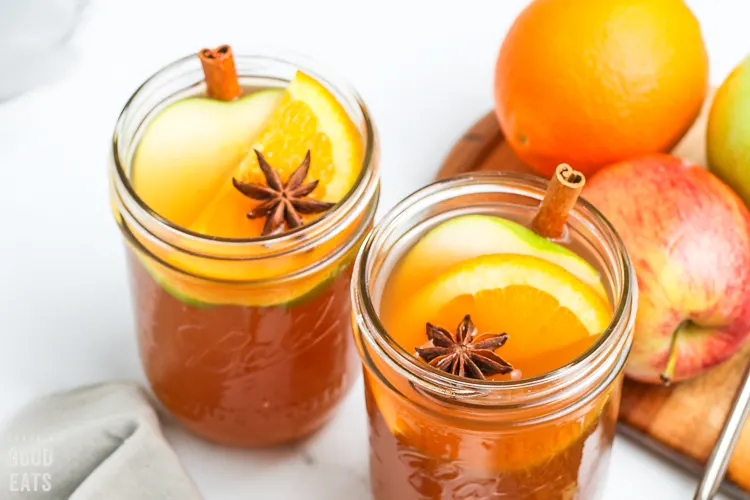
[
  {"xmin": 415, "ymin": 314, "xmax": 513, "ymax": 380},
  {"xmin": 232, "ymin": 149, "xmax": 335, "ymax": 236}
]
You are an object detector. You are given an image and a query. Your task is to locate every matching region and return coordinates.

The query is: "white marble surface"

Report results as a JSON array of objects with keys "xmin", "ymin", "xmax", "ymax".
[{"xmin": 0, "ymin": 0, "xmax": 748, "ymax": 498}]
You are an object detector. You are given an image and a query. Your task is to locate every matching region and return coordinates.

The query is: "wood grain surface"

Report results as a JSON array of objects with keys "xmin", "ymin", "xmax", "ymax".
[{"xmin": 435, "ymin": 105, "xmax": 750, "ymax": 497}]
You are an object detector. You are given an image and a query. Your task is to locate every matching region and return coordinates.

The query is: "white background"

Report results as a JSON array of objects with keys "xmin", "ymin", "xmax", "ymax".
[{"xmin": 1, "ymin": 0, "xmax": 748, "ymax": 498}]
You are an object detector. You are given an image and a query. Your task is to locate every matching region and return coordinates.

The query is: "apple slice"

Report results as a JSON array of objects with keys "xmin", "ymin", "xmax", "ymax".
[
  {"xmin": 132, "ymin": 89, "xmax": 283, "ymax": 227},
  {"xmin": 391, "ymin": 214, "xmax": 606, "ymax": 299}
]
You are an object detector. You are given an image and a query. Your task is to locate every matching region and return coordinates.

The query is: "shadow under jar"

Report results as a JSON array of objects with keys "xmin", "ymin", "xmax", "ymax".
[
  {"xmin": 351, "ymin": 173, "xmax": 636, "ymax": 499},
  {"xmin": 110, "ymin": 51, "xmax": 379, "ymax": 446}
]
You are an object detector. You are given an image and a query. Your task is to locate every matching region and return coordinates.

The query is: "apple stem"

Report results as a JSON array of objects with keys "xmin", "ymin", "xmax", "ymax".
[{"xmin": 659, "ymin": 323, "xmax": 685, "ymax": 386}]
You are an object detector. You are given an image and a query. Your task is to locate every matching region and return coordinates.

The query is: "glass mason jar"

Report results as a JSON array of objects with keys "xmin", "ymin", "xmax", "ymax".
[
  {"xmin": 110, "ymin": 51, "xmax": 379, "ymax": 446},
  {"xmin": 351, "ymin": 173, "xmax": 636, "ymax": 499}
]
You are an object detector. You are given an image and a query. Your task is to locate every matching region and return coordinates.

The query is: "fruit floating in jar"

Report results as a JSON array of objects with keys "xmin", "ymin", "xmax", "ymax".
[
  {"xmin": 131, "ymin": 67, "xmax": 364, "ymax": 305},
  {"xmin": 352, "ymin": 162, "xmax": 636, "ymax": 499},
  {"xmin": 707, "ymin": 53, "xmax": 750, "ymax": 207}
]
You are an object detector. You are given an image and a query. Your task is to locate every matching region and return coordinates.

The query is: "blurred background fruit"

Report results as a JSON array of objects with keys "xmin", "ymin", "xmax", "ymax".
[
  {"xmin": 671, "ymin": 88, "xmax": 714, "ymax": 168},
  {"xmin": 494, "ymin": 0, "xmax": 708, "ymax": 178},
  {"xmin": 707, "ymin": 54, "xmax": 750, "ymax": 207},
  {"xmin": 585, "ymin": 154, "xmax": 750, "ymax": 384}
]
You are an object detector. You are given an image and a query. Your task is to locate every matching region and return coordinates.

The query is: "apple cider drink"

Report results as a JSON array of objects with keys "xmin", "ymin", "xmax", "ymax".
[
  {"xmin": 351, "ymin": 171, "xmax": 636, "ymax": 499},
  {"xmin": 110, "ymin": 47, "xmax": 379, "ymax": 446}
]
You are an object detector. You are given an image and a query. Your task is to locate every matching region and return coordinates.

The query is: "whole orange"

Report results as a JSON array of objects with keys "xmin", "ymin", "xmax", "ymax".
[{"xmin": 494, "ymin": 0, "xmax": 708, "ymax": 177}]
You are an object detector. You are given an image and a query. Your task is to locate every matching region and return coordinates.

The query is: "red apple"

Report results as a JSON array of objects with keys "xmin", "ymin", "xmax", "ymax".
[{"xmin": 585, "ymin": 154, "xmax": 750, "ymax": 383}]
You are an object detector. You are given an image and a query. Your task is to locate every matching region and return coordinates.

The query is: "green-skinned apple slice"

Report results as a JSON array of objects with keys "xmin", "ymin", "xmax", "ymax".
[
  {"xmin": 395, "ymin": 214, "xmax": 606, "ymax": 298},
  {"xmin": 132, "ymin": 89, "xmax": 283, "ymax": 228}
]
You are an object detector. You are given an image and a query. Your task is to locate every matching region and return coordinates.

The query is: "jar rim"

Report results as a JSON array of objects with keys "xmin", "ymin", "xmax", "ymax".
[
  {"xmin": 352, "ymin": 171, "xmax": 637, "ymax": 413},
  {"xmin": 111, "ymin": 49, "xmax": 378, "ymax": 256}
]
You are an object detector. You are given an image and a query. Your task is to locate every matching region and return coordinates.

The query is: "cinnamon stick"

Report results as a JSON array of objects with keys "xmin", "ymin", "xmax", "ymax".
[
  {"xmin": 199, "ymin": 45, "xmax": 242, "ymax": 101},
  {"xmin": 531, "ymin": 164, "xmax": 586, "ymax": 239}
]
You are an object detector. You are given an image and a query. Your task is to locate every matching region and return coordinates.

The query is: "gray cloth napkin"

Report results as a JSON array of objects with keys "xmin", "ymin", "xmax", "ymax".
[{"xmin": 0, "ymin": 382, "xmax": 202, "ymax": 500}]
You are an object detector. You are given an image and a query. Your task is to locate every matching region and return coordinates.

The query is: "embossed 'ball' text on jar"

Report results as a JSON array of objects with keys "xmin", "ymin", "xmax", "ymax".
[
  {"xmin": 351, "ymin": 173, "xmax": 636, "ymax": 499},
  {"xmin": 110, "ymin": 51, "xmax": 379, "ymax": 446}
]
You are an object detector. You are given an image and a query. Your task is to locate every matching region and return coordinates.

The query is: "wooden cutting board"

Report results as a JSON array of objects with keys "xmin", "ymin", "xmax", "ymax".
[{"xmin": 435, "ymin": 107, "xmax": 750, "ymax": 498}]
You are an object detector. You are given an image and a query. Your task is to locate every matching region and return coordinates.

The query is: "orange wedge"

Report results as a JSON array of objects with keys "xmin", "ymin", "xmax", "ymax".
[{"xmin": 191, "ymin": 71, "xmax": 364, "ymax": 238}]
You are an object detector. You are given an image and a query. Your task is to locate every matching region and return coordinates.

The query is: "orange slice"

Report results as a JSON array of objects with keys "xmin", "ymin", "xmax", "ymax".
[
  {"xmin": 191, "ymin": 71, "xmax": 364, "ymax": 238},
  {"xmin": 392, "ymin": 253, "xmax": 612, "ymax": 378},
  {"xmin": 368, "ymin": 253, "xmax": 614, "ymax": 471}
]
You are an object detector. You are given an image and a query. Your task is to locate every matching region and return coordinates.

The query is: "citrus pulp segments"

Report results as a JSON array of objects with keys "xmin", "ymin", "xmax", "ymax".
[{"xmin": 279, "ymin": 71, "xmax": 364, "ymax": 202}]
